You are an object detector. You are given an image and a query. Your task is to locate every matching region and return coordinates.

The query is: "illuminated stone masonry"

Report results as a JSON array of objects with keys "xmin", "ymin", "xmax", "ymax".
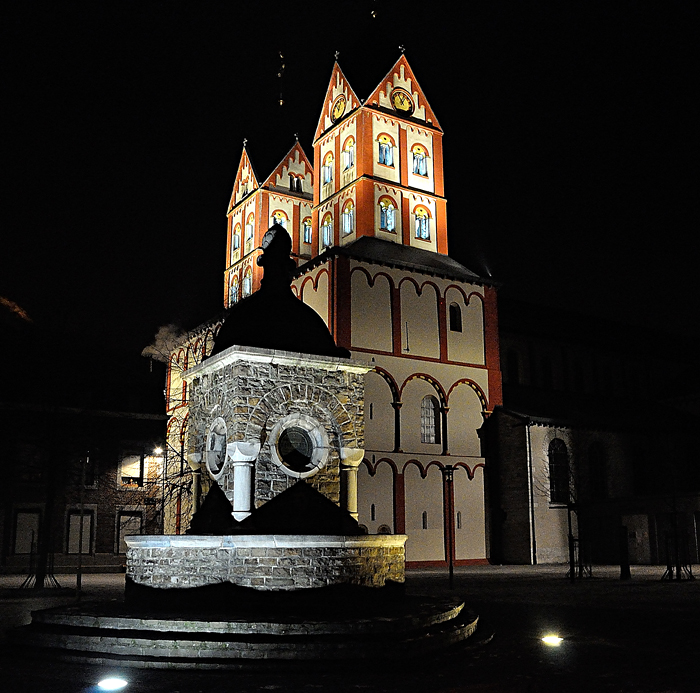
[
  {"xmin": 184, "ymin": 345, "xmax": 370, "ymax": 518},
  {"xmin": 126, "ymin": 534, "xmax": 406, "ymax": 590}
]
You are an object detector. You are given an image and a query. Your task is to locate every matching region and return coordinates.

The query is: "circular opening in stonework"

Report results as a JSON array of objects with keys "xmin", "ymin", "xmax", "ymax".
[{"xmin": 277, "ymin": 427, "xmax": 314, "ymax": 473}]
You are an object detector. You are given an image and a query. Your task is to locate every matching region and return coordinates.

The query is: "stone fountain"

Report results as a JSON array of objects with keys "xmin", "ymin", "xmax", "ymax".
[{"xmin": 13, "ymin": 226, "xmax": 479, "ymax": 666}]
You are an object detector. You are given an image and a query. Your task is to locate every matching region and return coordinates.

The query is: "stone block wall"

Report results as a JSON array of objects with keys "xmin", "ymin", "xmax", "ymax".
[
  {"xmin": 185, "ymin": 347, "xmax": 368, "ymax": 508},
  {"xmin": 126, "ymin": 534, "xmax": 406, "ymax": 590}
]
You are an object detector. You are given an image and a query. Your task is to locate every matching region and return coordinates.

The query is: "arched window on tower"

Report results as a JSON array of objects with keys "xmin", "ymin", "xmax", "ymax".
[
  {"xmin": 449, "ymin": 302, "xmax": 462, "ymax": 332},
  {"xmin": 322, "ymin": 152, "xmax": 334, "ymax": 184},
  {"xmin": 411, "ymin": 144, "xmax": 429, "ymax": 176},
  {"xmin": 271, "ymin": 210, "xmax": 288, "ymax": 229},
  {"xmin": 321, "ymin": 213, "xmax": 333, "ymax": 249},
  {"xmin": 242, "ymin": 267, "xmax": 253, "ymax": 298},
  {"xmin": 229, "ymin": 275, "xmax": 239, "ymax": 305},
  {"xmin": 342, "ymin": 137, "xmax": 355, "ymax": 170},
  {"xmin": 548, "ymin": 438, "xmax": 570, "ymax": 505},
  {"xmin": 379, "ymin": 197, "xmax": 396, "ymax": 232},
  {"xmin": 302, "ymin": 217, "xmax": 312, "ymax": 245},
  {"xmin": 233, "ymin": 223, "xmax": 241, "ymax": 250},
  {"xmin": 341, "ymin": 200, "xmax": 354, "ymax": 235},
  {"xmin": 377, "ymin": 134, "xmax": 395, "ymax": 167},
  {"xmin": 245, "ymin": 213, "xmax": 255, "ymax": 251},
  {"xmin": 420, "ymin": 395, "xmax": 441, "ymax": 444},
  {"xmin": 414, "ymin": 206, "xmax": 431, "ymax": 240}
]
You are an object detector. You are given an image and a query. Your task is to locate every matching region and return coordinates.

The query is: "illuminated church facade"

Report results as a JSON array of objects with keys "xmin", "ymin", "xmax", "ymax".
[{"xmin": 165, "ymin": 56, "xmax": 502, "ymax": 567}]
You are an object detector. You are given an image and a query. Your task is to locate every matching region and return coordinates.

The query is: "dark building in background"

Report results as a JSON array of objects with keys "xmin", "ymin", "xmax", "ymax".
[
  {"xmin": 0, "ymin": 309, "xmax": 167, "ymax": 574},
  {"xmin": 482, "ymin": 296, "xmax": 699, "ymax": 567}
]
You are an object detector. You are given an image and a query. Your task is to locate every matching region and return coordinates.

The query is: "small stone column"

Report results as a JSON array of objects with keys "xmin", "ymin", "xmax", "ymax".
[
  {"xmin": 186, "ymin": 453, "xmax": 203, "ymax": 514},
  {"xmin": 340, "ymin": 447, "xmax": 365, "ymax": 521},
  {"xmin": 225, "ymin": 441, "xmax": 260, "ymax": 521}
]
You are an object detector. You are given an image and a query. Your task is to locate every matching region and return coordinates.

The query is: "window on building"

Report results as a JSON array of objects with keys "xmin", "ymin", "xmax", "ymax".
[
  {"xmin": 548, "ymin": 438, "xmax": 570, "ymax": 505},
  {"xmin": 119, "ymin": 454, "xmax": 143, "ymax": 488},
  {"xmin": 289, "ymin": 174, "xmax": 303, "ymax": 193},
  {"xmin": 449, "ymin": 302, "xmax": 462, "ymax": 332},
  {"xmin": 414, "ymin": 207, "xmax": 430, "ymax": 240},
  {"xmin": 342, "ymin": 137, "xmax": 355, "ymax": 170},
  {"xmin": 378, "ymin": 134, "xmax": 394, "ymax": 167},
  {"xmin": 229, "ymin": 275, "xmax": 239, "ymax": 305},
  {"xmin": 412, "ymin": 144, "xmax": 428, "ymax": 176},
  {"xmin": 242, "ymin": 267, "xmax": 252, "ymax": 297},
  {"xmin": 13, "ymin": 511, "xmax": 40, "ymax": 554},
  {"xmin": 370, "ymin": 504, "xmax": 376, "ymax": 521},
  {"xmin": 322, "ymin": 214, "xmax": 333, "ymax": 248},
  {"xmin": 379, "ymin": 198, "xmax": 396, "ymax": 232},
  {"xmin": 245, "ymin": 214, "xmax": 254, "ymax": 241},
  {"xmin": 322, "ymin": 152, "xmax": 334, "ymax": 184},
  {"xmin": 66, "ymin": 509, "xmax": 94, "ymax": 554},
  {"xmin": 116, "ymin": 511, "xmax": 142, "ymax": 554},
  {"xmin": 302, "ymin": 218, "xmax": 312, "ymax": 244},
  {"xmin": 233, "ymin": 224, "xmax": 241, "ymax": 250},
  {"xmin": 271, "ymin": 210, "xmax": 288, "ymax": 229},
  {"xmin": 341, "ymin": 201, "xmax": 354, "ymax": 235},
  {"xmin": 456, "ymin": 511, "xmax": 462, "ymax": 530},
  {"xmin": 422, "ymin": 511, "xmax": 428, "ymax": 530},
  {"xmin": 420, "ymin": 395, "xmax": 441, "ymax": 444}
]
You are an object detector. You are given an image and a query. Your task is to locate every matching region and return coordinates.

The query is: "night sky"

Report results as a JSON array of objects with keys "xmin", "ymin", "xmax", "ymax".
[{"xmin": 3, "ymin": 2, "xmax": 696, "ymax": 355}]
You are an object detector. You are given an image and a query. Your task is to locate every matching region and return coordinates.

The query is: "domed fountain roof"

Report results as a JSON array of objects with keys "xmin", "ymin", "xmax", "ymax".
[{"xmin": 210, "ymin": 224, "xmax": 349, "ymax": 358}]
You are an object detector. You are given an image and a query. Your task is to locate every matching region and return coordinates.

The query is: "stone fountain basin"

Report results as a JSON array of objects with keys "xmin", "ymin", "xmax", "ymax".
[{"xmin": 126, "ymin": 533, "xmax": 407, "ymax": 591}]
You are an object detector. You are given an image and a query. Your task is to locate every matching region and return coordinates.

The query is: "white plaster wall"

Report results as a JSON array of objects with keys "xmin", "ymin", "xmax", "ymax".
[
  {"xmin": 446, "ymin": 382, "xmax": 484, "ymax": 457},
  {"xmin": 446, "ymin": 287, "xmax": 485, "ymax": 365},
  {"xmin": 399, "ymin": 280, "xmax": 440, "ymax": 359},
  {"xmin": 404, "ymin": 463, "xmax": 445, "ymax": 562},
  {"xmin": 351, "ymin": 271, "xmax": 392, "ymax": 353},
  {"xmin": 530, "ymin": 425, "xmax": 572, "ymax": 563},
  {"xmin": 454, "ymin": 466, "xmax": 487, "ymax": 560},
  {"xmin": 357, "ymin": 461, "xmax": 394, "ymax": 533},
  {"xmin": 363, "ymin": 371, "xmax": 395, "ymax": 452},
  {"xmin": 300, "ymin": 269, "xmax": 330, "ymax": 328}
]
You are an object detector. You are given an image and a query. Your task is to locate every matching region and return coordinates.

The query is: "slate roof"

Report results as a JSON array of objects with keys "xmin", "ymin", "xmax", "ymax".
[{"xmin": 297, "ymin": 236, "xmax": 492, "ymax": 285}]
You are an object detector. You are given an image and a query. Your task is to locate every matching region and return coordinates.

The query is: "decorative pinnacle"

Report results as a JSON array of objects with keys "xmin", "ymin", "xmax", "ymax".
[
  {"xmin": 335, "ymin": 50, "xmax": 340, "ymax": 61},
  {"xmin": 399, "ymin": 45, "xmax": 405, "ymax": 54}
]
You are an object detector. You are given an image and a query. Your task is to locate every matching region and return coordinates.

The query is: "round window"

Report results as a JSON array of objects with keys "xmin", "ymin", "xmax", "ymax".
[{"xmin": 277, "ymin": 427, "xmax": 314, "ymax": 474}]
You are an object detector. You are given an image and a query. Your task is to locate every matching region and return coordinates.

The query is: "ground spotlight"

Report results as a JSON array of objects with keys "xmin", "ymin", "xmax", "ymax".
[
  {"xmin": 541, "ymin": 634, "xmax": 564, "ymax": 647},
  {"xmin": 97, "ymin": 679, "xmax": 128, "ymax": 691}
]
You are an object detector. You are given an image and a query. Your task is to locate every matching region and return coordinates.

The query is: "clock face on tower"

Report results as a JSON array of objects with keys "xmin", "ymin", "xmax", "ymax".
[
  {"xmin": 331, "ymin": 94, "xmax": 346, "ymax": 122},
  {"xmin": 391, "ymin": 88, "xmax": 414, "ymax": 115}
]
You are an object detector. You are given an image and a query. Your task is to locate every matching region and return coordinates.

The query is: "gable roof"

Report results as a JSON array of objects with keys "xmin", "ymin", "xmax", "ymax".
[
  {"xmin": 227, "ymin": 145, "xmax": 260, "ymax": 213},
  {"xmin": 365, "ymin": 55, "xmax": 442, "ymax": 131},
  {"xmin": 313, "ymin": 62, "xmax": 362, "ymax": 143},
  {"xmin": 261, "ymin": 140, "xmax": 314, "ymax": 190}
]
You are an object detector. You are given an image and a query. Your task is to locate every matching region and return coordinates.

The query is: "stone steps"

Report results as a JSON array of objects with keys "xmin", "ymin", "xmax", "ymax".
[{"xmin": 14, "ymin": 596, "xmax": 480, "ymax": 667}]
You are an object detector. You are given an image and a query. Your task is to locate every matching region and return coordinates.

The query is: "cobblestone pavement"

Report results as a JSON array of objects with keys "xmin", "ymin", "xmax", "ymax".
[{"xmin": 1, "ymin": 565, "xmax": 697, "ymax": 692}]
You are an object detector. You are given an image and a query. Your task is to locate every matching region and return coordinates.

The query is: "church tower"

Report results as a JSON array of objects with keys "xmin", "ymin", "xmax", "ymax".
[
  {"xmin": 223, "ymin": 141, "xmax": 314, "ymax": 308},
  {"xmin": 193, "ymin": 55, "xmax": 502, "ymax": 567},
  {"xmin": 311, "ymin": 56, "xmax": 447, "ymax": 257}
]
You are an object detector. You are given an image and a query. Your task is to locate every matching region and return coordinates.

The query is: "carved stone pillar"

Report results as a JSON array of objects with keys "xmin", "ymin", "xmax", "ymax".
[
  {"xmin": 225, "ymin": 441, "xmax": 260, "ymax": 521},
  {"xmin": 340, "ymin": 447, "xmax": 365, "ymax": 521}
]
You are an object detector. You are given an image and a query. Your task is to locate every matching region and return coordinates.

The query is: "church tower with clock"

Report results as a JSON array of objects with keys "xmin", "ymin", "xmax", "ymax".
[{"xmin": 168, "ymin": 55, "xmax": 502, "ymax": 568}]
